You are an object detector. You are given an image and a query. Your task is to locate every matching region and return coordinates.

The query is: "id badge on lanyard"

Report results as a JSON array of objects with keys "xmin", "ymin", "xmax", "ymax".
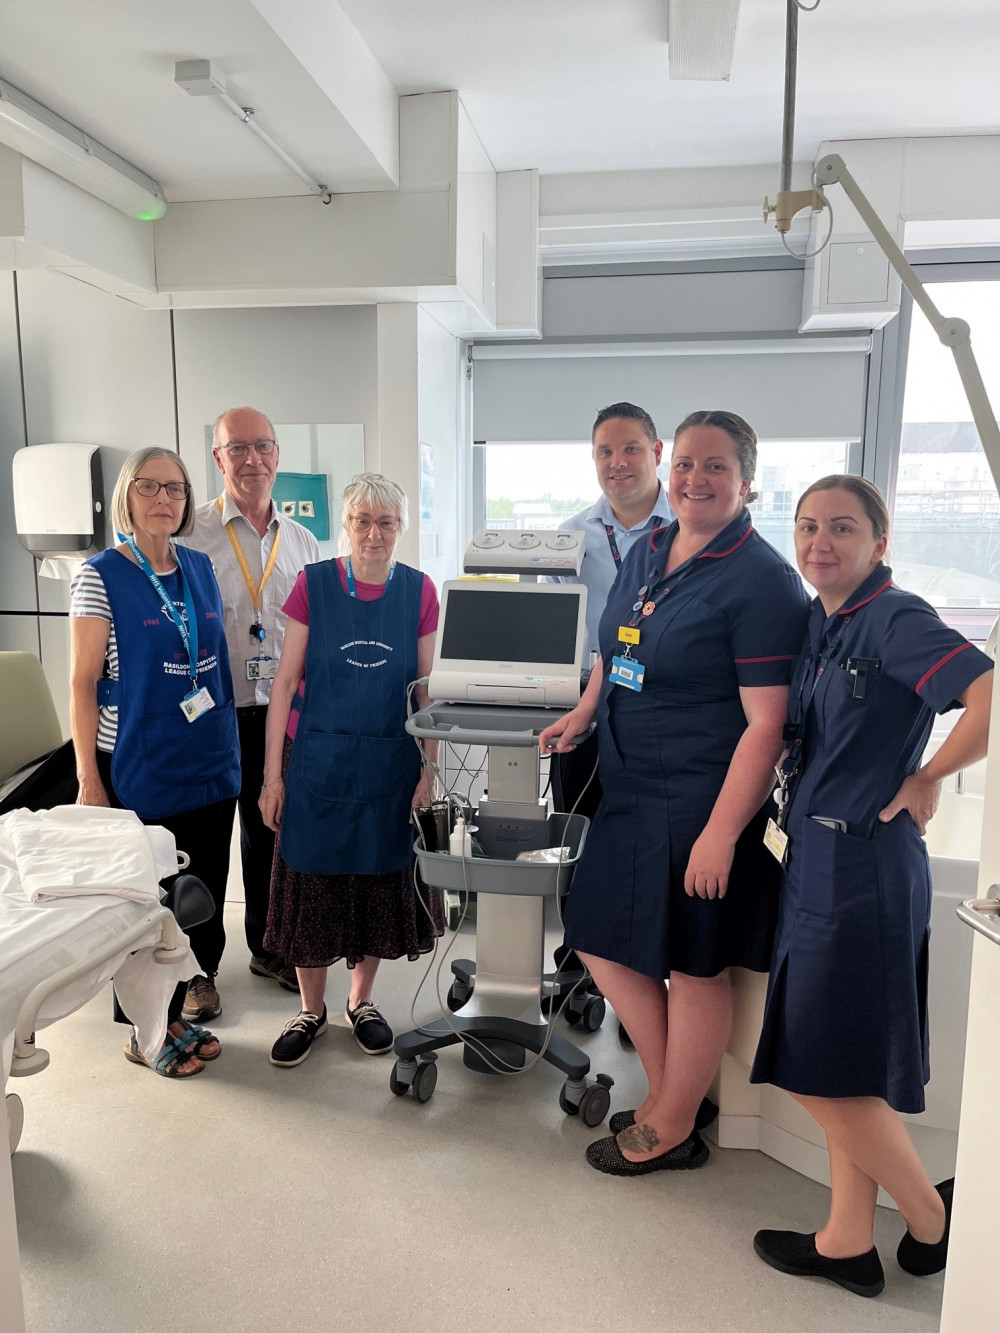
[
  {"xmin": 127, "ymin": 538, "xmax": 215, "ymax": 724},
  {"xmin": 765, "ymin": 643, "xmax": 830, "ymax": 861}
]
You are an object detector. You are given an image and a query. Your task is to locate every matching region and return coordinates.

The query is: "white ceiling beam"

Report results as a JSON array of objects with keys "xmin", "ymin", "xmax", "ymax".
[{"xmin": 247, "ymin": 0, "xmax": 399, "ymax": 188}]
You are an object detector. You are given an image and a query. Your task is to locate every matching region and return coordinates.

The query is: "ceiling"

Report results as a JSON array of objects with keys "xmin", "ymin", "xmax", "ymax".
[{"xmin": 0, "ymin": 0, "xmax": 998, "ymax": 202}]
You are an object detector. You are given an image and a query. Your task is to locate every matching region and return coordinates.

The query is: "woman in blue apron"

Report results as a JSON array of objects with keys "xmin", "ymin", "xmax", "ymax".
[
  {"xmin": 70, "ymin": 448, "xmax": 240, "ymax": 1078},
  {"xmin": 750, "ymin": 476, "xmax": 992, "ymax": 1298},
  {"xmin": 259, "ymin": 473, "xmax": 443, "ymax": 1067},
  {"xmin": 540, "ymin": 411, "xmax": 810, "ymax": 1177}
]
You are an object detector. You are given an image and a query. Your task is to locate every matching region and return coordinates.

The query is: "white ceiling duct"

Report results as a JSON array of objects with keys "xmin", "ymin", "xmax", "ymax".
[
  {"xmin": 668, "ymin": 0, "xmax": 741, "ymax": 81},
  {"xmin": 0, "ymin": 77, "xmax": 165, "ymax": 220}
]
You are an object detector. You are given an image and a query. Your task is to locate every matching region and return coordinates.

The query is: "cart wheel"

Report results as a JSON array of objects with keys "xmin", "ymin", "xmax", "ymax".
[
  {"xmin": 564, "ymin": 1006, "xmax": 582, "ymax": 1026},
  {"xmin": 446, "ymin": 901, "xmax": 462, "ymax": 931},
  {"xmin": 617, "ymin": 1019, "xmax": 635, "ymax": 1050},
  {"xmin": 411, "ymin": 1060, "xmax": 438, "ymax": 1103},
  {"xmin": 558, "ymin": 1082, "xmax": 580, "ymax": 1116},
  {"xmin": 578, "ymin": 1081, "xmax": 611, "ymax": 1128},
  {"xmin": 6, "ymin": 1094, "xmax": 24, "ymax": 1156},
  {"xmin": 389, "ymin": 1062, "xmax": 409, "ymax": 1096},
  {"xmin": 581, "ymin": 996, "xmax": 606, "ymax": 1033},
  {"xmin": 447, "ymin": 981, "xmax": 472, "ymax": 1012}
]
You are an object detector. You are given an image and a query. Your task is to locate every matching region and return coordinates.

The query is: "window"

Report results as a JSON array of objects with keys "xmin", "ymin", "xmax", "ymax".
[
  {"xmin": 753, "ymin": 441, "xmax": 854, "ymax": 564},
  {"xmin": 892, "ymin": 278, "xmax": 1000, "ymax": 639}
]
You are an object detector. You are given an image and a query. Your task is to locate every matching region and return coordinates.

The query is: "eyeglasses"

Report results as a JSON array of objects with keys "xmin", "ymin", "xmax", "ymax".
[
  {"xmin": 347, "ymin": 515, "xmax": 401, "ymax": 534},
  {"xmin": 133, "ymin": 477, "xmax": 190, "ymax": 499},
  {"xmin": 217, "ymin": 439, "xmax": 277, "ymax": 459}
]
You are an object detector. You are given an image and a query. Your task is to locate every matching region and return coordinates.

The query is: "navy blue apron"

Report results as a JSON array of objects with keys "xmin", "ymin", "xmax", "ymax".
[
  {"xmin": 91, "ymin": 545, "xmax": 240, "ymax": 820},
  {"xmin": 280, "ymin": 559, "xmax": 422, "ymax": 877}
]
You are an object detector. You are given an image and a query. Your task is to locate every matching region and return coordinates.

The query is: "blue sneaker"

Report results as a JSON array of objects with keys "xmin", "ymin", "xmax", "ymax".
[
  {"xmin": 345, "ymin": 1000, "xmax": 393, "ymax": 1055},
  {"xmin": 269, "ymin": 1008, "xmax": 328, "ymax": 1067}
]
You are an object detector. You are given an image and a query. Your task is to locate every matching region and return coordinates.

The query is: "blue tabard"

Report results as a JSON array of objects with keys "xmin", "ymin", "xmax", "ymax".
[
  {"xmin": 280, "ymin": 559, "xmax": 422, "ymax": 877},
  {"xmin": 90, "ymin": 545, "xmax": 240, "ymax": 820}
]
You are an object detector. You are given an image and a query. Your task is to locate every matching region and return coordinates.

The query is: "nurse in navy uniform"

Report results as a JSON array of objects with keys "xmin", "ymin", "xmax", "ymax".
[
  {"xmin": 259, "ymin": 473, "xmax": 443, "ymax": 1068},
  {"xmin": 540, "ymin": 411, "xmax": 809, "ymax": 1176},
  {"xmin": 750, "ymin": 476, "xmax": 992, "ymax": 1298}
]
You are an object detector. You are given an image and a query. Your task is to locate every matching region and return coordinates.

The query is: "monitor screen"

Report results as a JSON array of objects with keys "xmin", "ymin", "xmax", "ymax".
[{"xmin": 440, "ymin": 588, "xmax": 582, "ymax": 665}]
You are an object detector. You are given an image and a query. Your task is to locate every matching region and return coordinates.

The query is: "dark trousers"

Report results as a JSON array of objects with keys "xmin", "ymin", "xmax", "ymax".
[
  {"xmin": 97, "ymin": 748, "xmax": 237, "ymax": 1025},
  {"xmin": 236, "ymin": 705, "xmax": 277, "ymax": 959}
]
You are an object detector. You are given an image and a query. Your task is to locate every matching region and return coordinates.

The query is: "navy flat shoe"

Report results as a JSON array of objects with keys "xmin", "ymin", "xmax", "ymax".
[
  {"xmin": 608, "ymin": 1096, "xmax": 719, "ymax": 1136},
  {"xmin": 753, "ymin": 1230, "xmax": 885, "ymax": 1298},
  {"xmin": 897, "ymin": 1178, "xmax": 954, "ymax": 1276},
  {"xmin": 585, "ymin": 1130, "xmax": 709, "ymax": 1176}
]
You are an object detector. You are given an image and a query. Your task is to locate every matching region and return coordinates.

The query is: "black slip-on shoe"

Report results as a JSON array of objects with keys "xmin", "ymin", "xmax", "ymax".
[
  {"xmin": 269, "ymin": 1008, "xmax": 328, "ymax": 1068},
  {"xmin": 608, "ymin": 1097, "xmax": 720, "ymax": 1136},
  {"xmin": 897, "ymin": 1178, "xmax": 954, "ymax": 1276},
  {"xmin": 753, "ymin": 1230, "xmax": 885, "ymax": 1298},
  {"xmin": 585, "ymin": 1130, "xmax": 709, "ymax": 1176},
  {"xmin": 345, "ymin": 1000, "xmax": 394, "ymax": 1055}
]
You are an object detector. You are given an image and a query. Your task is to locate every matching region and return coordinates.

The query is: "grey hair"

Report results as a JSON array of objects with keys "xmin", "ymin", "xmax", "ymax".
[
  {"xmin": 212, "ymin": 406, "xmax": 276, "ymax": 449},
  {"xmin": 674, "ymin": 409, "xmax": 759, "ymax": 505},
  {"xmin": 110, "ymin": 448, "xmax": 195, "ymax": 538},
  {"xmin": 341, "ymin": 472, "xmax": 409, "ymax": 534}
]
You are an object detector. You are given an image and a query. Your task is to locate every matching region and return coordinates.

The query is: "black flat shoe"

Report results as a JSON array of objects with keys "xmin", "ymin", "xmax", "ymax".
[
  {"xmin": 897, "ymin": 1178, "xmax": 954, "ymax": 1276},
  {"xmin": 753, "ymin": 1230, "xmax": 885, "ymax": 1298},
  {"xmin": 608, "ymin": 1097, "xmax": 719, "ymax": 1136},
  {"xmin": 586, "ymin": 1130, "xmax": 709, "ymax": 1176}
]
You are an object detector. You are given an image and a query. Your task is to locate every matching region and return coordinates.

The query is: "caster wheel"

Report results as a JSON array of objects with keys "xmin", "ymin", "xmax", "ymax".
[
  {"xmin": 558, "ymin": 1082, "xmax": 579, "ymax": 1116},
  {"xmin": 578, "ymin": 1081, "xmax": 611, "ymax": 1128},
  {"xmin": 564, "ymin": 1006, "xmax": 582, "ymax": 1026},
  {"xmin": 581, "ymin": 996, "xmax": 606, "ymax": 1033},
  {"xmin": 411, "ymin": 1060, "xmax": 437, "ymax": 1104},
  {"xmin": 617, "ymin": 1020, "xmax": 634, "ymax": 1051},
  {"xmin": 446, "ymin": 903, "xmax": 462, "ymax": 931},
  {"xmin": 447, "ymin": 982, "xmax": 472, "ymax": 1012},
  {"xmin": 389, "ymin": 1061, "xmax": 409, "ymax": 1096}
]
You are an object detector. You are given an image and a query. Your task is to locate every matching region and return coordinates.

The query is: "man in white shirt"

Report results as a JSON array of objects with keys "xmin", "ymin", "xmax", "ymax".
[{"xmin": 179, "ymin": 406, "xmax": 319, "ymax": 1021}]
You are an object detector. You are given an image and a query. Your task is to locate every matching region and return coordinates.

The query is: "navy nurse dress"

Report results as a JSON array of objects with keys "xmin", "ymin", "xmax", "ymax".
[
  {"xmin": 564, "ymin": 509, "xmax": 810, "ymax": 980},
  {"xmin": 750, "ymin": 564, "xmax": 992, "ymax": 1112}
]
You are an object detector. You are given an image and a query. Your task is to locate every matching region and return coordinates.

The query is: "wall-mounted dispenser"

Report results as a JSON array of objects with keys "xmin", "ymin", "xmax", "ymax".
[{"xmin": 13, "ymin": 444, "xmax": 106, "ymax": 559}]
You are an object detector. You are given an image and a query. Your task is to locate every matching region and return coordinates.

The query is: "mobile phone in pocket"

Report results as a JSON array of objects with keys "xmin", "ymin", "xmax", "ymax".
[{"xmin": 809, "ymin": 815, "xmax": 848, "ymax": 832}]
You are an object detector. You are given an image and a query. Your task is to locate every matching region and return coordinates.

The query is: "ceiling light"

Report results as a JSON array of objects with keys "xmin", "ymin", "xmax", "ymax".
[
  {"xmin": 668, "ymin": 0, "xmax": 741, "ymax": 81},
  {"xmin": 174, "ymin": 60, "xmax": 331, "ymax": 203},
  {"xmin": 0, "ymin": 77, "xmax": 166, "ymax": 220}
]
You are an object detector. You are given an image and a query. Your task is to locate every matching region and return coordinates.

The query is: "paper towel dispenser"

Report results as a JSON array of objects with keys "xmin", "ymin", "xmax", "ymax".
[{"xmin": 13, "ymin": 443, "xmax": 106, "ymax": 558}]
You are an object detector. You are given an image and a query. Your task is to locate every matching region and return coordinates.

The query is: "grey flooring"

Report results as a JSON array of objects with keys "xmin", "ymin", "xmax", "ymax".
[{"xmin": 13, "ymin": 906, "xmax": 943, "ymax": 1332}]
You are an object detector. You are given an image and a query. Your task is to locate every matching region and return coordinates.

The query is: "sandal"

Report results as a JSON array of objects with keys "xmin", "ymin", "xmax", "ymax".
[
  {"xmin": 175, "ymin": 1019, "xmax": 221, "ymax": 1061},
  {"xmin": 123, "ymin": 1029, "xmax": 204, "ymax": 1078}
]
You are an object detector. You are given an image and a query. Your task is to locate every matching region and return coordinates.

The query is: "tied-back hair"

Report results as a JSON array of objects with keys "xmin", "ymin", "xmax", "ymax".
[
  {"xmin": 341, "ymin": 472, "xmax": 410, "ymax": 535},
  {"xmin": 674, "ymin": 409, "xmax": 759, "ymax": 504},
  {"xmin": 795, "ymin": 474, "xmax": 891, "ymax": 542},
  {"xmin": 110, "ymin": 448, "xmax": 195, "ymax": 538},
  {"xmin": 592, "ymin": 401, "xmax": 658, "ymax": 443}
]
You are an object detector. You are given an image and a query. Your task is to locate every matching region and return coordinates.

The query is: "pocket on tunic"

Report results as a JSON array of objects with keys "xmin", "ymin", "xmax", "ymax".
[
  {"xmin": 297, "ymin": 730, "xmax": 417, "ymax": 804},
  {"xmin": 792, "ymin": 815, "xmax": 878, "ymax": 921}
]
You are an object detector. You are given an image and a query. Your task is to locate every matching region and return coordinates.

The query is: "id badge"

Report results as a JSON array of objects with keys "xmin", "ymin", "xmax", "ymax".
[
  {"xmin": 763, "ymin": 817, "xmax": 788, "ymax": 865},
  {"xmin": 609, "ymin": 654, "xmax": 645, "ymax": 692},
  {"xmin": 180, "ymin": 686, "xmax": 215, "ymax": 723},
  {"xmin": 618, "ymin": 626, "xmax": 640, "ymax": 646},
  {"xmin": 246, "ymin": 656, "xmax": 278, "ymax": 682}
]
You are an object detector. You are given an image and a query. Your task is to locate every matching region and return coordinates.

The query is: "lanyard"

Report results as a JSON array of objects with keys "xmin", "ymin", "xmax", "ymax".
[
  {"xmin": 126, "ymin": 537, "xmax": 200, "ymax": 689},
  {"xmin": 772, "ymin": 628, "xmax": 841, "ymax": 825},
  {"xmin": 604, "ymin": 525, "xmax": 622, "ymax": 568},
  {"xmin": 346, "ymin": 556, "xmax": 394, "ymax": 599},
  {"xmin": 217, "ymin": 496, "xmax": 282, "ymax": 622}
]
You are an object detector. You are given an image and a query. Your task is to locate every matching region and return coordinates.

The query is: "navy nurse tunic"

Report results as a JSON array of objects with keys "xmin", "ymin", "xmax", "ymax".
[
  {"xmin": 564, "ymin": 509, "xmax": 810, "ymax": 980},
  {"xmin": 750, "ymin": 564, "xmax": 992, "ymax": 1113}
]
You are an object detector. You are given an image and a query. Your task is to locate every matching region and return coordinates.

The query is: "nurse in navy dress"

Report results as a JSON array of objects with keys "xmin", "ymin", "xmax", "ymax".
[
  {"xmin": 540, "ymin": 411, "xmax": 810, "ymax": 1176},
  {"xmin": 749, "ymin": 476, "xmax": 992, "ymax": 1297}
]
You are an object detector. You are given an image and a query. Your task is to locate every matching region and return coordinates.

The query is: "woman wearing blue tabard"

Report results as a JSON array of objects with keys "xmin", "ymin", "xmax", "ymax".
[
  {"xmin": 70, "ymin": 448, "xmax": 240, "ymax": 1078},
  {"xmin": 749, "ymin": 476, "xmax": 992, "ymax": 1298},
  {"xmin": 260, "ymin": 473, "xmax": 443, "ymax": 1068},
  {"xmin": 540, "ymin": 411, "xmax": 810, "ymax": 1176}
]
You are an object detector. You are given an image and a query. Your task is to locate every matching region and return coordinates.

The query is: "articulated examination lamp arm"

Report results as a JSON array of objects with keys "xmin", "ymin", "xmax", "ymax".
[{"xmin": 810, "ymin": 152, "xmax": 1000, "ymax": 496}]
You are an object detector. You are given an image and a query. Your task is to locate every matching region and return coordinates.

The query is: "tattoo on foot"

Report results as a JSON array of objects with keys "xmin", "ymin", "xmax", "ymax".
[{"xmin": 618, "ymin": 1122, "xmax": 660, "ymax": 1154}]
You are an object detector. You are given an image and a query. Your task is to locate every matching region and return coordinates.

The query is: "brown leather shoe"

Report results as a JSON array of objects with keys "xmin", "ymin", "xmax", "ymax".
[{"xmin": 182, "ymin": 974, "xmax": 221, "ymax": 1022}]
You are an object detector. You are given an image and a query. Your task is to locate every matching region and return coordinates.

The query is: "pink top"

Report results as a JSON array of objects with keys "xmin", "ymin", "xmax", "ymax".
[{"xmin": 283, "ymin": 561, "xmax": 439, "ymax": 739}]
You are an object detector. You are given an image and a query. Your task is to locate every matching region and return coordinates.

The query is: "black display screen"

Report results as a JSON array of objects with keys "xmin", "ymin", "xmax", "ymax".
[{"xmin": 440, "ymin": 589, "xmax": 582, "ymax": 665}]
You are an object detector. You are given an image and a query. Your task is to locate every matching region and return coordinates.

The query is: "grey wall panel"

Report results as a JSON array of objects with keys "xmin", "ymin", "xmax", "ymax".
[
  {"xmin": 0, "ymin": 614, "xmax": 41, "ymax": 658},
  {"xmin": 0, "ymin": 273, "xmax": 34, "ymax": 613},
  {"xmin": 172, "ymin": 305, "xmax": 379, "ymax": 501},
  {"xmin": 38, "ymin": 615, "xmax": 70, "ymax": 740},
  {"xmin": 473, "ymin": 349, "xmax": 868, "ymax": 443}
]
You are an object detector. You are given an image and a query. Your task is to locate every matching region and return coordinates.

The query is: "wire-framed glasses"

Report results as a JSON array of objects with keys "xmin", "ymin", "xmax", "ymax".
[
  {"xmin": 347, "ymin": 515, "xmax": 401, "ymax": 534},
  {"xmin": 216, "ymin": 438, "xmax": 277, "ymax": 459}
]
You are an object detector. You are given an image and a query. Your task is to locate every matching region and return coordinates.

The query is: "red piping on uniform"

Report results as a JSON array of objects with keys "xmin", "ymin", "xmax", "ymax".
[
  {"xmin": 734, "ymin": 654, "xmax": 798, "ymax": 664},
  {"xmin": 915, "ymin": 643, "xmax": 972, "ymax": 695},
  {"xmin": 648, "ymin": 524, "xmax": 671, "ymax": 552},
  {"xmin": 698, "ymin": 526, "xmax": 754, "ymax": 559},
  {"xmin": 838, "ymin": 578, "xmax": 893, "ymax": 614}
]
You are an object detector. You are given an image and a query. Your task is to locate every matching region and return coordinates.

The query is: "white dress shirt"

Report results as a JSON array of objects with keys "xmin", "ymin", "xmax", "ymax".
[{"xmin": 180, "ymin": 494, "xmax": 320, "ymax": 706}]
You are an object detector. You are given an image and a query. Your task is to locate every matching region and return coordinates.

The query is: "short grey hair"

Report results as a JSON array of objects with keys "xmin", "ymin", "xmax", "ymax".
[
  {"xmin": 110, "ymin": 448, "xmax": 195, "ymax": 538},
  {"xmin": 341, "ymin": 472, "xmax": 409, "ymax": 534},
  {"xmin": 212, "ymin": 406, "xmax": 276, "ymax": 449}
]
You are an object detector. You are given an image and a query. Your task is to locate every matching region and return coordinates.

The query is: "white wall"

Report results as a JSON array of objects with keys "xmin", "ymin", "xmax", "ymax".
[{"xmin": 416, "ymin": 306, "xmax": 463, "ymax": 589}]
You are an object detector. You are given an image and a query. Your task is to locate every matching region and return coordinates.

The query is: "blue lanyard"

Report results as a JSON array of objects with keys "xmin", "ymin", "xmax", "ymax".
[
  {"xmin": 346, "ymin": 557, "xmax": 394, "ymax": 599},
  {"xmin": 126, "ymin": 537, "xmax": 200, "ymax": 689},
  {"xmin": 604, "ymin": 525, "xmax": 622, "ymax": 568}
]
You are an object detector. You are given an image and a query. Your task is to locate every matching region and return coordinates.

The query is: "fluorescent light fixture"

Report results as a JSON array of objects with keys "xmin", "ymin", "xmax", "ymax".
[
  {"xmin": 0, "ymin": 77, "xmax": 166, "ymax": 220},
  {"xmin": 668, "ymin": 0, "xmax": 741, "ymax": 81},
  {"xmin": 174, "ymin": 60, "xmax": 330, "ymax": 203}
]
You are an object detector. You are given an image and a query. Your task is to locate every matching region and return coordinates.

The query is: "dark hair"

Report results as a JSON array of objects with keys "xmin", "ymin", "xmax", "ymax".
[
  {"xmin": 592, "ymin": 401, "xmax": 658, "ymax": 444},
  {"xmin": 794, "ymin": 474, "xmax": 890, "ymax": 540},
  {"xmin": 673, "ymin": 409, "xmax": 758, "ymax": 503}
]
